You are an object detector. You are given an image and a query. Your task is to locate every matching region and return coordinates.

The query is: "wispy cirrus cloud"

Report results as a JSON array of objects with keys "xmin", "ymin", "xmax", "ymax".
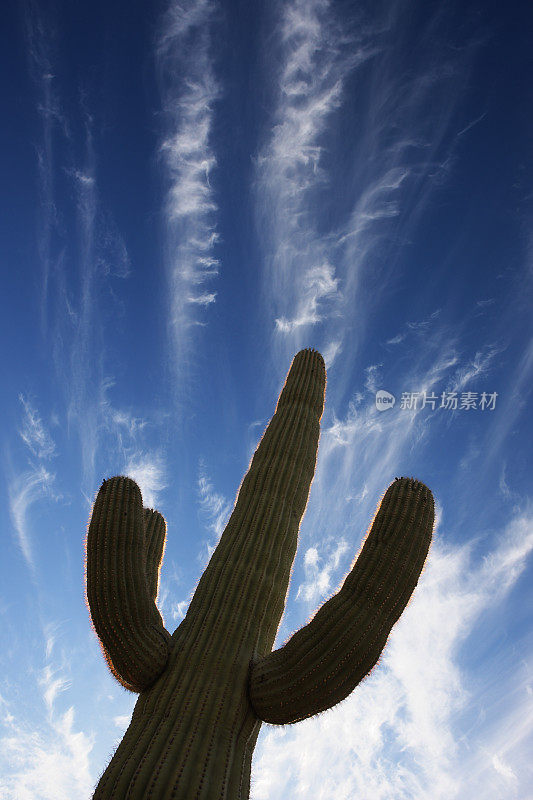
[
  {"xmin": 386, "ymin": 309, "xmax": 442, "ymax": 347},
  {"xmin": 156, "ymin": 0, "xmax": 220, "ymax": 371},
  {"xmin": 8, "ymin": 466, "xmax": 56, "ymax": 572},
  {"xmin": 448, "ymin": 342, "xmax": 505, "ymax": 394},
  {"xmin": 18, "ymin": 395, "xmax": 56, "ymax": 461},
  {"xmin": 7, "ymin": 396, "xmax": 59, "ymax": 571},
  {"xmin": 109, "ymin": 409, "xmax": 147, "ymax": 440},
  {"xmin": 256, "ymin": 0, "xmax": 477, "ymax": 373},
  {"xmin": 274, "ymin": 263, "xmax": 339, "ymax": 333},
  {"xmin": 252, "ymin": 509, "xmax": 533, "ymax": 799},
  {"xmin": 322, "ymin": 339, "xmax": 342, "ymax": 368},
  {"xmin": 256, "ymin": 0, "xmax": 364, "ymax": 348},
  {"xmin": 197, "ymin": 461, "xmax": 232, "ymax": 563}
]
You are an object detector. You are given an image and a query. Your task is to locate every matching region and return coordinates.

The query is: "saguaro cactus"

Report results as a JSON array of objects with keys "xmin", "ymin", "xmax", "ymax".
[{"xmin": 86, "ymin": 349, "xmax": 434, "ymax": 799}]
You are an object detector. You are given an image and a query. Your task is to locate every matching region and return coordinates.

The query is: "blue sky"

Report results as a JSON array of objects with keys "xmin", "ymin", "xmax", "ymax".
[{"xmin": 1, "ymin": 0, "xmax": 532, "ymax": 797}]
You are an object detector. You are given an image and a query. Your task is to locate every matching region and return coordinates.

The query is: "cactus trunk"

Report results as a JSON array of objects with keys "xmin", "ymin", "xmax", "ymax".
[{"xmin": 86, "ymin": 349, "xmax": 434, "ymax": 799}]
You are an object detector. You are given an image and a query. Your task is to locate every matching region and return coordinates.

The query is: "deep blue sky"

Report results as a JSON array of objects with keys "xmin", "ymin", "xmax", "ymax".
[{"xmin": 1, "ymin": 0, "xmax": 532, "ymax": 797}]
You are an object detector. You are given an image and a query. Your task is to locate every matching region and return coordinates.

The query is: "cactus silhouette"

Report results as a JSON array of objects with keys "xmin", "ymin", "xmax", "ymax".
[{"xmin": 86, "ymin": 348, "xmax": 434, "ymax": 799}]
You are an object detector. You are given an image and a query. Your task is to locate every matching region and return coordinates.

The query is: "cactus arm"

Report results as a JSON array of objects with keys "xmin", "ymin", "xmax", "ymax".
[
  {"xmin": 143, "ymin": 507, "xmax": 167, "ymax": 602},
  {"xmin": 248, "ymin": 477, "xmax": 433, "ymax": 724},
  {"xmin": 85, "ymin": 476, "xmax": 171, "ymax": 693}
]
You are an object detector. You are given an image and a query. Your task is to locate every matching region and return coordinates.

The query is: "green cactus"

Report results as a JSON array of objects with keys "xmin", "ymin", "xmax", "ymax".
[{"xmin": 86, "ymin": 348, "xmax": 433, "ymax": 799}]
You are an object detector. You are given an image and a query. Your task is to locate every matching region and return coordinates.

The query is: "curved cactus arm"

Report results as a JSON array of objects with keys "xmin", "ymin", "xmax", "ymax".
[
  {"xmin": 85, "ymin": 476, "xmax": 172, "ymax": 693},
  {"xmin": 249, "ymin": 477, "xmax": 434, "ymax": 724},
  {"xmin": 143, "ymin": 507, "xmax": 167, "ymax": 602}
]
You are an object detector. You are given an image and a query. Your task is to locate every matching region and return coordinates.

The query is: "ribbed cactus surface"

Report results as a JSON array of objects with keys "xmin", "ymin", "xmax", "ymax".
[{"xmin": 85, "ymin": 349, "xmax": 434, "ymax": 799}]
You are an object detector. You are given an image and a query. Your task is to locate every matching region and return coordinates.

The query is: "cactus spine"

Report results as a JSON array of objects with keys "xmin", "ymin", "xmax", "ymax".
[{"xmin": 86, "ymin": 349, "xmax": 434, "ymax": 799}]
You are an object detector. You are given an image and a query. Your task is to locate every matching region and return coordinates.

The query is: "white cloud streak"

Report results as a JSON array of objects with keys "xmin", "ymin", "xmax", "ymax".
[
  {"xmin": 448, "ymin": 342, "xmax": 505, "ymax": 394},
  {"xmin": 18, "ymin": 395, "xmax": 56, "ymax": 460},
  {"xmin": 197, "ymin": 462, "xmax": 232, "ymax": 562},
  {"xmin": 386, "ymin": 310, "xmax": 442, "ymax": 348},
  {"xmin": 8, "ymin": 467, "xmax": 56, "ymax": 572},
  {"xmin": 322, "ymin": 339, "xmax": 342, "ymax": 368},
  {"xmin": 7, "ymin": 392, "xmax": 61, "ymax": 572},
  {"xmin": 256, "ymin": 0, "xmax": 360, "ymax": 348},
  {"xmin": 156, "ymin": 0, "xmax": 220, "ymax": 370},
  {"xmin": 275, "ymin": 262, "xmax": 339, "ymax": 333}
]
